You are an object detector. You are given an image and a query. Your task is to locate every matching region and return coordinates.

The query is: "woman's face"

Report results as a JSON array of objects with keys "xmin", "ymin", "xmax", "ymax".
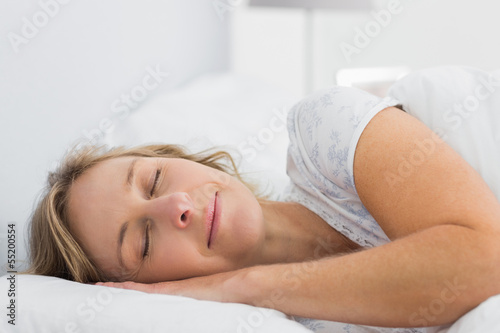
[{"xmin": 67, "ymin": 156, "xmax": 265, "ymax": 283}]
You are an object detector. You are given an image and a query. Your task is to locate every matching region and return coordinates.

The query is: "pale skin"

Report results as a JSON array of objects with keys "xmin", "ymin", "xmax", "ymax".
[{"xmin": 69, "ymin": 107, "xmax": 500, "ymax": 328}]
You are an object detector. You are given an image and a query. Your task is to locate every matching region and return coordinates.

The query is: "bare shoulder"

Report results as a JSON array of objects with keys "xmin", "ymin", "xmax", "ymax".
[{"xmin": 353, "ymin": 106, "xmax": 500, "ymax": 240}]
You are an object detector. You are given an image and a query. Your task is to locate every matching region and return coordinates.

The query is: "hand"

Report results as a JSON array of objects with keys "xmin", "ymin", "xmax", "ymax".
[{"xmin": 95, "ymin": 269, "xmax": 248, "ymax": 304}]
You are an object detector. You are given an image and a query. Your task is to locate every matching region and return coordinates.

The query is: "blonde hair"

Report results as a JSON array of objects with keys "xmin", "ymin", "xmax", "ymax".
[{"xmin": 27, "ymin": 143, "xmax": 261, "ymax": 283}]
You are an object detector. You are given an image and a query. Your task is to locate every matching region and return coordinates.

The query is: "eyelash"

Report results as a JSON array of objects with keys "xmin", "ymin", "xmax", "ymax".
[
  {"xmin": 143, "ymin": 168, "xmax": 161, "ymax": 259},
  {"xmin": 149, "ymin": 168, "xmax": 161, "ymax": 197},
  {"xmin": 143, "ymin": 223, "xmax": 151, "ymax": 258}
]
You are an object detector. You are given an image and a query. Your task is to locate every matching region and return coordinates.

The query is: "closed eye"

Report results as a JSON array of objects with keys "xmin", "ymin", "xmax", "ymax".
[
  {"xmin": 143, "ymin": 222, "xmax": 151, "ymax": 258},
  {"xmin": 150, "ymin": 168, "xmax": 161, "ymax": 197}
]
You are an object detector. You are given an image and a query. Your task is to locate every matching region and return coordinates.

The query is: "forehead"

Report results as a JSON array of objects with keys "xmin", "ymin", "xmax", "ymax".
[
  {"xmin": 68, "ymin": 156, "xmax": 135, "ymax": 212},
  {"xmin": 86, "ymin": 156, "xmax": 136, "ymax": 180},
  {"xmin": 69, "ymin": 155, "xmax": 133, "ymax": 205}
]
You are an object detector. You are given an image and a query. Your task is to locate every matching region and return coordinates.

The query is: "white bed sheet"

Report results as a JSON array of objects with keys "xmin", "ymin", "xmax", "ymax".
[{"xmin": 436, "ymin": 294, "xmax": 500, "ymax": 332}]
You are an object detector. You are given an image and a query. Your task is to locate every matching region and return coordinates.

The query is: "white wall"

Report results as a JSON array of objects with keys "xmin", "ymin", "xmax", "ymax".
[
  {"xmin": 230, "ymin": 7, "xmax": 305, "ymax": 96},
  {"xmin": 315, "ymin": 0, "xmax": 500, "ymax": 90},
  {"xmin": 0, "ymin": 0, "xmax": 228, "ymax": 273},
  {"xmin": 231, "ymin": 0, "xmax": 500, "ymax": 96}
]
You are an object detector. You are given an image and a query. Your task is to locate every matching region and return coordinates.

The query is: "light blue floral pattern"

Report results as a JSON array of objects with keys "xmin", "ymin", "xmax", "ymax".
[
  {"xmin": 293, "ymin": 315, "xmax": 430, "ymax": 333},
  {"xmin": 283, "ymin": 86, "xmax": 401, "ymax": 248}
]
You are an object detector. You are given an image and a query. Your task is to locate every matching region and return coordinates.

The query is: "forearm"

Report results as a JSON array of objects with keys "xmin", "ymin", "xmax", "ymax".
[{"xmin": 234, "ymin": 224, "xmax": 500, "ymax": 327}]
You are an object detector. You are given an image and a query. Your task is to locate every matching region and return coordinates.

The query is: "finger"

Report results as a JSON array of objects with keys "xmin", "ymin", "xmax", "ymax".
[
  {"xmin": 95, "ymin": 282, "xmax": 115, "ymax": 287},
  {"xmin": 94, "ymin": 281, "xmax": 143, "ymax": 291},
  {"xmin": 121, "ymin": 281, "xmax": 148, "ymax": 291},
  {"xmin": 96, "ymin": 281, "xmax": 174, "ymax": 295}
]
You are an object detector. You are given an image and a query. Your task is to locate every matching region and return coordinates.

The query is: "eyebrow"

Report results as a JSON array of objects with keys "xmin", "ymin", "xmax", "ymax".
[
  {"xmin": 117, "ymin": 221, "xmax": 129, "ymax": 271},
  {"xmin": 126, "ymin": 158, "xmax": 140, "ymax": 190}
]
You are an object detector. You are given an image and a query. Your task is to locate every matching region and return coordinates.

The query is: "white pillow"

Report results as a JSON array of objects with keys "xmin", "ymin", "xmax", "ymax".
[
  {"xmin": 387, "ymin": 66, "xmax": 500, "ymax": 201},
  {"xmin": 0, "ymin": 274, "xmax": 313, "ymax": 333},
  {"xmin": 101, "ymin": 72, "xmax": 301, "ymax": 198}
]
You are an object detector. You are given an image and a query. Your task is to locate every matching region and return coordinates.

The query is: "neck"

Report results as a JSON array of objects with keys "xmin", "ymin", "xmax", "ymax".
[{"xmin": 254, "ymin": 200, "xmax": 361, "ymax": 266}]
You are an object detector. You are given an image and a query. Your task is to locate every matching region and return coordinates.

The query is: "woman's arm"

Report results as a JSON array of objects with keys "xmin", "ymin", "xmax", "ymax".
[{"xmin": 102, "ymin": 107, "xmax": 500, "ymax": 327}]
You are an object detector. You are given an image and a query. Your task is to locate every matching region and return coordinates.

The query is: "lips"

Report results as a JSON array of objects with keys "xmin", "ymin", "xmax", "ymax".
[{"xmin": 206, "ymin": 192, "xmax": 219, "ymax": 248}]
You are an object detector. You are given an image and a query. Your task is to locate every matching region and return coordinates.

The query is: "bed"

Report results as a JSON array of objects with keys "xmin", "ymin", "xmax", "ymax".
[{"xmin": 2, "ymin": 66, "xmax": 500, "ymax": 333}]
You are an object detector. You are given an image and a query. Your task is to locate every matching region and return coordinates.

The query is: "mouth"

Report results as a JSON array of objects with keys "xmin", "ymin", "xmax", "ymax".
[{"xmin": 206, "ymin": 191, "xmax": 219, "ymax": 248}]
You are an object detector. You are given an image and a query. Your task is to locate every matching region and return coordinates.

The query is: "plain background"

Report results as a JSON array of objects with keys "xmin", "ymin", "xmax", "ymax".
[{"xmin": 1, "ymin": 0, "xmax": 500, "ymax": 273}]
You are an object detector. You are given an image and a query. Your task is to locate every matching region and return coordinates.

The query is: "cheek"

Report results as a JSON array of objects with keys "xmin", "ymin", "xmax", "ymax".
[
  {"xmin": 223, "ymin": 201, "xmax": 264, "ymax": 254},
  {"xmin": 190, "ymin": 186, "xmax": 217, "ymax": 214},
  {"xmin": 235, "ymin": 213, "xmax": 264, "ymax": 244},
  {"xmin": 149, "ymin": 238, "xmax": 202, "ymax": 281},
  {"xmin": 226, "ymin": 182, "xmax": 264, "ymax": 240}
]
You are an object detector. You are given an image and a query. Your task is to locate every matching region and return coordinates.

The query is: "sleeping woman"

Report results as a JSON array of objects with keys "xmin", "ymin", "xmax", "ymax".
[{"xmin": 28, "ymin": 68, "xmax": 500, "ymax": 331}]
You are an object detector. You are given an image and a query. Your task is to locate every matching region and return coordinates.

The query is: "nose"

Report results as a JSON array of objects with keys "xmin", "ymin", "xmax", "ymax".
[{"xmin": 149, "ymin": 192, "xmax": 194, "ymax": 228}]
